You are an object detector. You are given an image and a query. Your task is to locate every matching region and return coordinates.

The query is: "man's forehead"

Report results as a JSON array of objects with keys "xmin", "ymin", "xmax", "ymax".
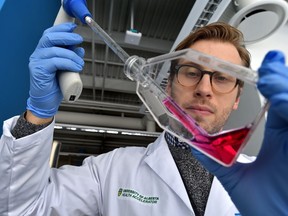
[{"xmin": 177, "ymin": 59, "xmax": 211, "ymax": 70}]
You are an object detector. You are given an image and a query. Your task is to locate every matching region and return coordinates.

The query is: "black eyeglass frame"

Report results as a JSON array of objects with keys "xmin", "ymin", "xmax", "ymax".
[{"xmin": 174, "ymin": 64, "xmax": 240, "ymax": 94}]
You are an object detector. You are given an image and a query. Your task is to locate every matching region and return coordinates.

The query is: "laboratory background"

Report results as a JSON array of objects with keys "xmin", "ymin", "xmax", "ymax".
[{"xmin": 1, "ymin": 0, "xmax": 288, "ymax": 167}]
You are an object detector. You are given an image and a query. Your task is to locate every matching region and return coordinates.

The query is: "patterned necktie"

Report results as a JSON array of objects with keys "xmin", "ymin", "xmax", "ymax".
[{"xmin": 165, "ymin": 132, "xmax": 214, "ymax": 216}]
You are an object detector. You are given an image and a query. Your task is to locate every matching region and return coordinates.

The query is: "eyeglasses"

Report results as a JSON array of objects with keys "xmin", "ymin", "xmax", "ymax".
[{"xmin": 175, "ymin": 64, "xmax": 239, "ymax": 94}]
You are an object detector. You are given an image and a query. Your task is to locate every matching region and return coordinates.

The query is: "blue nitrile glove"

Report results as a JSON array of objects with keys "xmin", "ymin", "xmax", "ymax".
[
  {"xmin": 27, "ymin": 22, "xmax": 84, "ymax": 118},
  {"xmin": 191, "ymin": 50, "xmax": 288, "ymax": 215}
]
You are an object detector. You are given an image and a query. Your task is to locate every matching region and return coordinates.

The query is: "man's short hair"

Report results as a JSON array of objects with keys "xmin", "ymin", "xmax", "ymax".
[{"xmin": 169, "ymin": 22, "xmax": 251, "ymax": 90}]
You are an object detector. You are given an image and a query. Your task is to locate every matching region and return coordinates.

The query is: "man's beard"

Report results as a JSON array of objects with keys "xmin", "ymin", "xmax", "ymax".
[
  {"xmin": 192, "ymin": 106, "xmax": 232, "ymax": 134},
  {"xmin": 179, "ymin": 99, "xmax": 234, "ymax": 135}
]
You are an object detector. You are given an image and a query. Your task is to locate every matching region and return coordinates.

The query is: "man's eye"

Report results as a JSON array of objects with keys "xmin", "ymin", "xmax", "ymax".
[
  {"xmin": 186, "ymin": 71, "xmax": 199, "ymax": 78},
  {"xmin": 214, "ymin": 73, "xmax": 234, "ymax": 82},
  {"xmin": 215, "ymin": 75, "xmax": 228, "ymax": 81}
]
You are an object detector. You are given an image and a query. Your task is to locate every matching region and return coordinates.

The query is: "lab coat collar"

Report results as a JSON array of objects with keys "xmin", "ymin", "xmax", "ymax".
[{"xmin": 144, "ymin": 133, "xmax": 193, "ymax": 212}]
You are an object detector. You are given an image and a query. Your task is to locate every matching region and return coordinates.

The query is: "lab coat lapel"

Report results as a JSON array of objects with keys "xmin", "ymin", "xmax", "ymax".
[
  {"xmin": 204, "ymin": 176, "xmax": 239, "ymax": 215},
  {"xmin": 144, "ymin": 134, "xmax": 192, "ymax": 211}
]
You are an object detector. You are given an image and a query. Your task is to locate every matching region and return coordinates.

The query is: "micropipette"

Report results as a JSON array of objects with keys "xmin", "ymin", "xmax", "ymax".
[{"xmin": 54, "ymin": 4, "xmax": 83, "ymax": 102}]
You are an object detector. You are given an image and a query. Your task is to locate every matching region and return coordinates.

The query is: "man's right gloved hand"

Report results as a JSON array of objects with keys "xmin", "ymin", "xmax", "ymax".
[
  {"xmin": 191, "ymin": 51, "xmax": 288, "ymax": 215},
  {"xmin": 27, "ymin": 22, "xmax": 84, "ymax": 119}
]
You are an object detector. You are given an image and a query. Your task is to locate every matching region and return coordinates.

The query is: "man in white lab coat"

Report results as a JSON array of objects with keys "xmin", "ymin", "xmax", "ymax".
[{"xmin": 0, "ymin": 22, "xmax": 288, "ymax": 216}]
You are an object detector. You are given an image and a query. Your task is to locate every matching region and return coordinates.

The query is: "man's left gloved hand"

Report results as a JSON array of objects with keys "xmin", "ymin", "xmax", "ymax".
[{"xmin": 191, "ymin": 50, "xmax": 288, "ymax": 215}]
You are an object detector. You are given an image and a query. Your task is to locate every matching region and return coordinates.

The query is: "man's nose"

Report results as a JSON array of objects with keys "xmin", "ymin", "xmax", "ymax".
[{"xmin": 193, "ymin": 74, "xmax": 213, "ymax": 97}]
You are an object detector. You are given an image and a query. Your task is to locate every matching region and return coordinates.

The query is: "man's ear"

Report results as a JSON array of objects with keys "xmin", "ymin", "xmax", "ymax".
[
  {"xmin": 166, "ymin": 80, "xmax": 172, "ymax": 95},
  {"xmin": 233, "ymin": 87, "xmax": 242, "ymax": 110},
  {"xmin": 233, "ymin": 97, "xmax": 240, "ymax": 110}
]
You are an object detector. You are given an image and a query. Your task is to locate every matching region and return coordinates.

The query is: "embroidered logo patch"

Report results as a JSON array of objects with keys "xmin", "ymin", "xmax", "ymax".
[{"xmin": 118, "ymin": 188, "xmax": 159, "ymax": 204}]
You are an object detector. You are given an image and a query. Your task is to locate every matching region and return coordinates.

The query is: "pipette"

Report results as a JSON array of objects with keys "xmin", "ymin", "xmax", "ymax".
[
  {"xmin": 85, "ymin": 16, "xmax": 152, "ymax": 85},
  {"xmin": 85, "ymin": 17, "xmax": 130, "ymax": 63}
]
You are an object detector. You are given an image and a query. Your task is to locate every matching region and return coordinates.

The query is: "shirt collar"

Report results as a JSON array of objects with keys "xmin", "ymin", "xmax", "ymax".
[{"xmin": 164, "ymin": 132, "xmax": 190, "ymax": 150}]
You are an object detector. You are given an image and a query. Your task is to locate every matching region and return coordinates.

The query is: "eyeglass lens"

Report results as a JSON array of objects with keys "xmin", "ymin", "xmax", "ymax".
[{"xmin": 176, "ymin": 65, "xmax": 237, "ymax": 93}]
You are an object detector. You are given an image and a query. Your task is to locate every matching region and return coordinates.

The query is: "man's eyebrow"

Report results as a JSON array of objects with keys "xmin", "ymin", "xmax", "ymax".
[
  {"xmin": 179, "ymin": 61, "xmax": 201, "ymax": 68},
  {"xmin": 179, "ymin": 62, "xmax": 221, "ymax": 73}
]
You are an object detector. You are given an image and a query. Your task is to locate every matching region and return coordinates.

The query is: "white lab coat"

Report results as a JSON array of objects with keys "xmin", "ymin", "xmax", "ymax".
[{"xmin": 0, "ymin": 116, "xmax": 250, "ymax": 216}]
